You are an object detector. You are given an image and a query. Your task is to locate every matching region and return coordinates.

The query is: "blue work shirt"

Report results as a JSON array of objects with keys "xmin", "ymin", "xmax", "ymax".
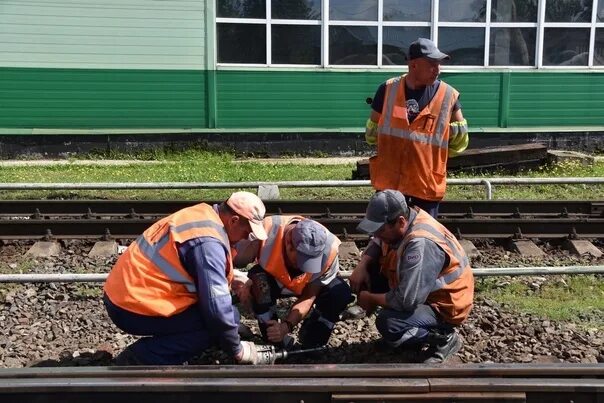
[{"xmin": 178, "ymin": 236, "xmax": 241, "ymax": 356}]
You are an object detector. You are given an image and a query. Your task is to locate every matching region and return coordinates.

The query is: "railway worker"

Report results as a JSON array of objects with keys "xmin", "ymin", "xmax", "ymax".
[
  {"xmin": 349, "ymin": 190, "xmax": 474, "ymax": 363},
  {"xmin": 103, "ymin": 191, "xmax": 272, "ymax": 365},
  {"xmin": 364, "ymin": 38, "xmax": 469, "ymax": 218},
  {"xmin": 233, "ymin": 217, "xmax": 354, "ymax": 349}
]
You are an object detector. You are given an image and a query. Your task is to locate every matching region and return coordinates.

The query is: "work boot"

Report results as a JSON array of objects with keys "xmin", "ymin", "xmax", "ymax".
[
  {"xmin": 423, "ymin": 331, "xmax": 463, "ymax": 364},
  {"xmin": 341, "ymin": 305, "xmax": 366, "ymax": 320}
]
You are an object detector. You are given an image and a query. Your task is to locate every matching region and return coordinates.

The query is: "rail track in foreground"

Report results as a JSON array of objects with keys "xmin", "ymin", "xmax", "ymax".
[
  {"xmin": 0, "ymin": 364, "xmax": 601, "ymax": 403},
  {"xmin": 1, "ymin": 200, "xmax": 603, "ymax": 240}
]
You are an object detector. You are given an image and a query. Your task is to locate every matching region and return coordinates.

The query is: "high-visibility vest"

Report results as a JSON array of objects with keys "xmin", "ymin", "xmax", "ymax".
[
  {"xmin": 104, "ymin": 203, "xmax": 233, "ymax": 317},
  {"xmin": 370, "ymin": 75, "xmax": 459, "ymax": 201},
  {"xmin": 382, "ymin": 208, "xmax": 474, "ymax": 325},
  {"xmin": 259, "ymin": 215, "xmax": 341, "ymax": 295}
]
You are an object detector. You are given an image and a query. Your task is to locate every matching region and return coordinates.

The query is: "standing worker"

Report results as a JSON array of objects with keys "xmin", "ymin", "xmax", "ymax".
[
  {"xmin": 349, "ymin": 190, "xmax": 474, "ymax": 363},
  {"xmin": 365, "ymin": 38, "xmax": 469, "ymax": 218},
  {"xmin": 234, "ymin": 217, "xmax": 354, "ymax": 349},
  {"xmin": 103, "ymin": 191, "xmax": 271, "ymax": 365}
]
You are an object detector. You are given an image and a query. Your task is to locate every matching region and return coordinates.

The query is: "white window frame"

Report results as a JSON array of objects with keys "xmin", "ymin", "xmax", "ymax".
[{"xmin": 215, "ymin": 0, "xmax": 604, "ymax": 69}]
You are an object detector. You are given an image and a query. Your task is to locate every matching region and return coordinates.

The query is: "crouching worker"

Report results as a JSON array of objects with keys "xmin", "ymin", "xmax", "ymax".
[
  {"xmin": 235, "ymin": 217, "xmax": 354, "ymax": 349},
  {"xmin": 350, "ymin": 190, "xmax": 474, "ymax": 363},
  {"xmin": 103, "ymin": 191, "xmax": 271, "ymax": 365}
]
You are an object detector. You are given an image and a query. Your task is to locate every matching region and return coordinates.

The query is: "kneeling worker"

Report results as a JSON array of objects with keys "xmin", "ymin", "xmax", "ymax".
[
  {"xmin": 103, "ymin": 191, "xmax": 270, "ymax": 365},
  {"xmin": 349, "ymin": 190, "xmax": 474, "ymax": 363},
  {"xmin": 236, "ymin": 217, "xmax": 353, "ymax": 349}
]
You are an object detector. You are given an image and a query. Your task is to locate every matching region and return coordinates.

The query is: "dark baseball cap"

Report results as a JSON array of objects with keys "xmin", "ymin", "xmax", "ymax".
[
  {"xmin": 292, "ymin": 220, "xmax": 327, "ymax": 274},
  {"xmin": 408, "ymin": 38, "xmax": 450, "ymax": 61},
  {"xmin": 357, "ymin": 190, "xmax": 410, "ymax": 235}
]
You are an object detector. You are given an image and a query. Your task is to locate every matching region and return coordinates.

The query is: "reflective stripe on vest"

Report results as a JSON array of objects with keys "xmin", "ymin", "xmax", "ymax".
[
  {"xmin": 136, "ymin": 219, "xmax": 230, "ymax": 294},
  {"xmin": 259, "ymin": 216, "xmax": 339, "ymax": 294},
  {"xmin": 408, "ymin": 222, "xmax": 470, "ymax": 293},
  {"xmin": 259, "ymin": 215, "xmax": 284, "ymax": 268},
  {"xmin": 379, "ymin": 81, "xmax": 455, "ymax": 150}
]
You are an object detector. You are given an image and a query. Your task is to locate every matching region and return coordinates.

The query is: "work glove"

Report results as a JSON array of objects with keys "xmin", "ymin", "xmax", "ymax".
[{"xmin": 236, "ymin": 341, "xmax": 277, "ymax": 365}]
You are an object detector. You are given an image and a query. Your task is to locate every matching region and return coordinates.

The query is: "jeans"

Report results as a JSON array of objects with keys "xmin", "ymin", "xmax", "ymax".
[
  {"xmin": 404, "ymin": 194, "xmax": 440, "ymax": 218},
  {"xmin": 104, "ymin": 293, "xmax": 218, "ymax": 365},
  {"xmin": 248, "ymin": 266, "xmax": 353, "ymax": 348},
  {"xmin": 367, "ymin": 261, "xmax": 451, "ymax": 347}
]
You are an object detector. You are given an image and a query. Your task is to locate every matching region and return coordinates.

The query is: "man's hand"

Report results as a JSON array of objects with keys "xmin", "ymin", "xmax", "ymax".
[
  {"xmin": 235, "ymin": 341, "xmax": 276, "ymax": 365},
  {"xmin": 265, "ymin": 319, "xmax": 290, "ymax": 343},
  {"xmin": 349, "ymin": 264, "xmax": 370, "ymax": 294},
  {"xmin": 358, "ymin": 291, "xmax": 378, "ymax": 315}
]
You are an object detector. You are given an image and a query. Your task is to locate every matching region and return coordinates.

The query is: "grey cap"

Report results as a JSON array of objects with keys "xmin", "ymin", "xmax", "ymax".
[
  {"xmin": 292, "ymin": 220, "xmax": 327, "ymax": 274},
  {"xmin": 357, "ymin": 190, "xmax": 409, "ymax": 235},
  {"xmin": 408, "ymin": 38, "xmax": 450, "ymax": 61}
]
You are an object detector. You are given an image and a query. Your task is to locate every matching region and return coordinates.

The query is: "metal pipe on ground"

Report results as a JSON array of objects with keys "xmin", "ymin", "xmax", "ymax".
[
  {"xmin": 1, "ymin": 177, "xmax": 603, "ymax": 200},
  {"xmin": 0, "ymin": 266, "xmax": 602, "ymax": 283}
]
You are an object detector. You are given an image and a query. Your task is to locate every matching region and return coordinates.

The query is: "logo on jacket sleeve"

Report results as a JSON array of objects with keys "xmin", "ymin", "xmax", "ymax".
[{"xmin": 405, "ymin": 253, "xmax": 420, "ymax": 264}]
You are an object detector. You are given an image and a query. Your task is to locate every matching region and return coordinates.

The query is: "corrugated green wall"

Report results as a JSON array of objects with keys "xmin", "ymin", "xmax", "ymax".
[
  {"xmin": 215, "ymin": 70, "xmax": 603, "ymax": 129},
  {"xmin": 0, "ymin": 68, "xmax": 603, "ymax": 130},
  {"xmin": 508, "ymin": 73, "xmax": 604, "ymax": 127},
  {"xmin": 0, "ymin": 68, "xmax": 207, "ymax": 128}
]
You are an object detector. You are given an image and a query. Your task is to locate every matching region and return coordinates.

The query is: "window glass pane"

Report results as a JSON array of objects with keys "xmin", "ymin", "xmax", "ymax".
[
  {"xmin": 545, "ymin": 0, "xmax": 592, "ymax": 22},
  {"xmin": 595, "ymin": 29, "xmax": 604, "ymax": 65},
  {"xmin": 217, "ymin": 23, "xmax": 266, "ymax": 63},
  {"xmin": 272, "ymin": 25, "xmax": 321, "ymax": 64},
  {"xmin": 330, "ymin": 0, "xmax": 378, "ymax": 21},
  {"xmin": 543, "ymin": 28, "xmax": 589, "ymax": 66},
  {"xmin": 439, "ymin": 0, "xmax": 486, "ymax": 22},
  {"xmin": 491, "ymin": 0, "xmax": 538, "ymax": 22},
  {"xmin": 217, "ymin": 0, "xmax": 266, "ymax": 18},
  {"xmin": 272, "ymin": 0, "xmax": 321, "ymax": 19},
  {"xmin": 329, "ymin": 26, "xmax": 377, "ymax": 64},
  {"xmin": 438, "ymin": 28, "xmax": 485, "ymax": 65},
  {"xmin": 384, "ymin": 0, "xmax": 430, "ymax": 21},
  {"xmin": 383, "ymin": 27, "xmax": 431, "ymax": 65},
  {"xmin": 598, "ymin": 1, "xmax": 604, "ymax": 21},
  {"xmin": 489, "ymin": 28, "xmax": 536, "ymax": 65}
]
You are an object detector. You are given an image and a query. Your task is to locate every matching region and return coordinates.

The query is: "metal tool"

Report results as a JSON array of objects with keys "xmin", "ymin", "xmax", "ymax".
[{"xmin": 254, "ymin": 344, "xmax": 328, "ymax": 365}]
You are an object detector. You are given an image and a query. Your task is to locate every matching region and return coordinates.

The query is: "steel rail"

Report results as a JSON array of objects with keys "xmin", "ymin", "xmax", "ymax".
[
  {"xmin": 0, "ymin": 199, "xmax": 602, "ymax": 217},
  {"xmin": 1, "ymin": 363, "xmax": 602, "ymax": 379},
  {"xmin": 2, "ymin": 217, "xmax": 603, "ymax": 240},
  {"xmin": 0, "ymin": 365, "xmax": 601, "ymax": 403}
]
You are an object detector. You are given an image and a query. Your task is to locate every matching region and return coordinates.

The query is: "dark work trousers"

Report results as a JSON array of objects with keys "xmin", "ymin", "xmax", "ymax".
[
  {"xmin": 248, "ymin": 266, "xmax": 354, "ymax": 348},
  {"xmin": 103, "ymin": 293, "xmax": 223, "ymax": 365},
  {"xmin": 404, "ymin": 194, "xmax": 440, "ymax": 218},
  {"xmin": 366, "ymin": 260, "xmax": 452, "ymax": 347}
]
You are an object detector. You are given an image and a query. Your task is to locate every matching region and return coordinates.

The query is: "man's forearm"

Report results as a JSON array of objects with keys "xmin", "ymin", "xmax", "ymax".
[{"xmin": 286, "ymin": 282, "xmax": 321, "ymax": 327}]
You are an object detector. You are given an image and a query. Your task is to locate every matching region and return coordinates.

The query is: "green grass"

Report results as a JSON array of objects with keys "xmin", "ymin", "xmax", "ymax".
[
  {"xmin": 0, "ymin": 259, "xmax": 35, "ymax": 275},
  {"xmin": 477, "ymin": 275, "xmax": 604, "ymax": 331},
  {"xmin": 0, "ymin": 150, "xmax": 602, "ymax": 201}
]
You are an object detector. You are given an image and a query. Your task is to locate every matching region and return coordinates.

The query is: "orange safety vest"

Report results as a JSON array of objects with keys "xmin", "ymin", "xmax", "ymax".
[
  {"xmin": 382, "ymin": 208, "xmax": 474, "ymax": 325},
  {"xmin": 369, "ymin": 75, "xmax": 459, "ymax": 201},
  {"xmin": 259, "ymin": 215, "xmax": 341, "ymax": 295},
  {"xmin": 104, "ymin": 203, "xmax": 233, "ymax": 317}
]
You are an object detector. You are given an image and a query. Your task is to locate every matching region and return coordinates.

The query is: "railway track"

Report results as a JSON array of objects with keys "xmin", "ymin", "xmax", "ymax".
[
  {"xmin": 1, "ymin": 200, "xmax": 604, "ymax": 240},
  {"xmin": 0, "ymin": 364, "xmax": 601, "ymax": 402}
]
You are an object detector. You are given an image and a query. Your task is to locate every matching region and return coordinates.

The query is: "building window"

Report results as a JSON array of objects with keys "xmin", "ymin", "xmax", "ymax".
[{"xmin": 215, "ymin": 0, "xmax": 604, "ymax": 68}]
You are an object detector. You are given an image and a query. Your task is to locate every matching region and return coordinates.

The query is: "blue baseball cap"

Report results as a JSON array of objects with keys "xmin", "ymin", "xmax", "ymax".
[
  {"xmin": 408, "ymin": 38, "xmax": 450, "ymax": 61},
  {"xmin": 357, "ymin": 190, "xmax": 409, "ymax": 235},
  {"xmin": 292, "ymin": 220, "xmax": 327, "ymax": 274}
]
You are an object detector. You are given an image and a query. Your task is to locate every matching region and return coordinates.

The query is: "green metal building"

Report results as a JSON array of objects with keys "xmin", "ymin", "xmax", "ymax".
[{"xmin": 0, "ymin": 0, "xmax": 603, "ymax": 140}]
